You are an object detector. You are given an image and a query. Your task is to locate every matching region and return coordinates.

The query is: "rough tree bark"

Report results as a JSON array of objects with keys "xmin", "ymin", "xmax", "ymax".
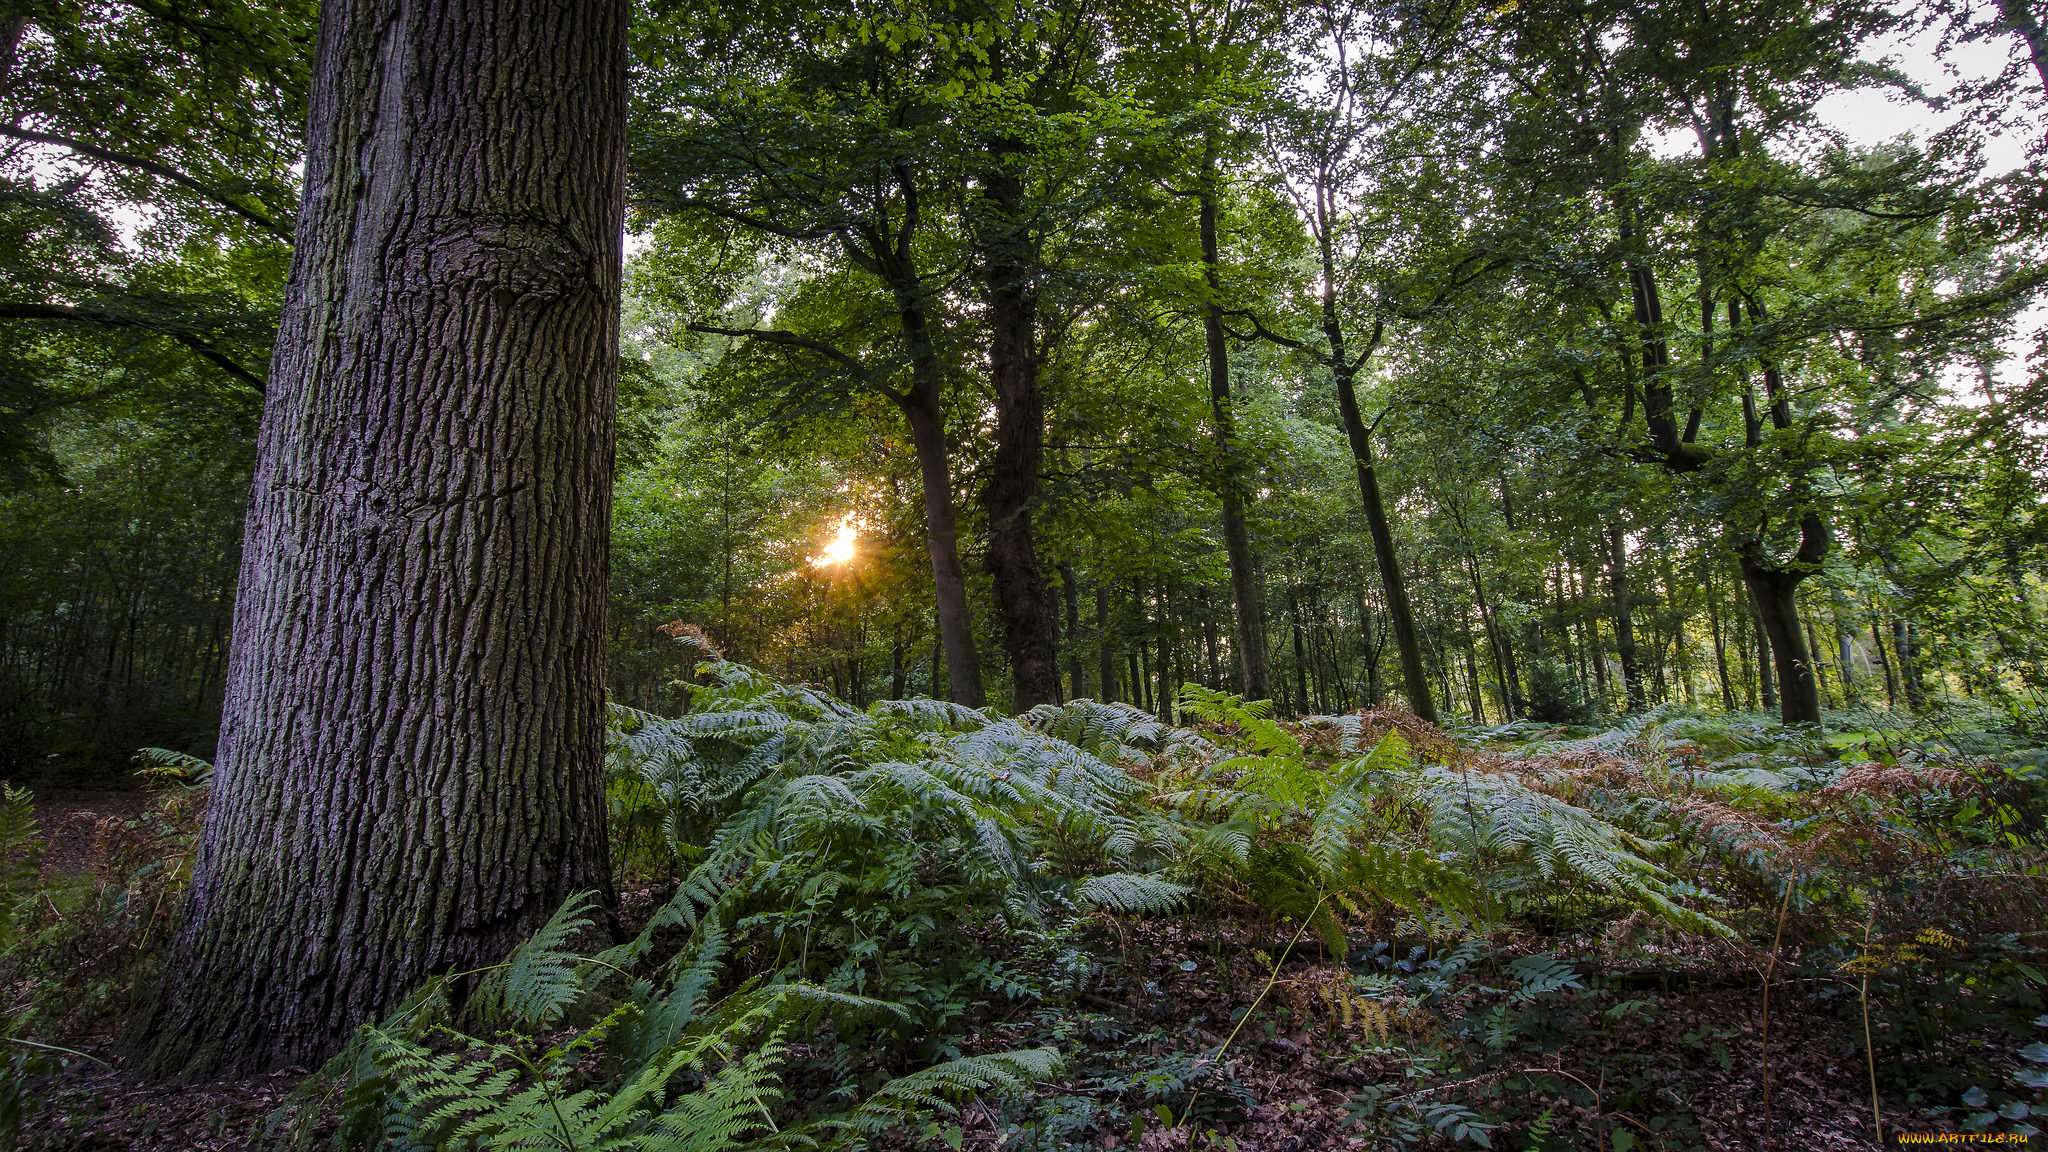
[
  {"xmin": 125, "ymin": 0, "xmax": 626, "ymax": 1077},
  {"xmin": 978, "ymin": 144, "xmax": 1061, "ymax": 711}
]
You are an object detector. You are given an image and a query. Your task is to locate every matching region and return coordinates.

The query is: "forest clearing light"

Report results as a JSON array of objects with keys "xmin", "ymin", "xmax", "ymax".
[{"xmin": 814, "ymin": 516, "xmax": 858, "ymax": 566}]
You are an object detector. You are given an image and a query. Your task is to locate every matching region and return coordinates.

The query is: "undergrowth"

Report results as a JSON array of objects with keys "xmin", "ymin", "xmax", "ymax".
[{"xmin": 0, "ymin": 645, "xmax": 2043, "ymax": 1150}]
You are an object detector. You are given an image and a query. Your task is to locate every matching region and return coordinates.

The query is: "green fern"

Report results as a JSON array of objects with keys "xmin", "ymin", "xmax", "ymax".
[
  {"xmin": 468, "ymin": 892, "xmax": 603, "ymax": 1028},
  {"xmin": 1075, "ymin": 872, "xmax": 1192, "ymax": 914},
  {"xmin": 338, "ymin": 888, "xmax": 1056, "ymax": 1152},
  {"xmin": 133, "ymin": 746, "xmax": 214, "ymax": 785},
  {"xmin": 833, "ymin": 1048, "xmax": 1062, "ymax": 1139},
  {"xmin": 0, "ymin": 786, "xmax": 41, "ymax": 953}
]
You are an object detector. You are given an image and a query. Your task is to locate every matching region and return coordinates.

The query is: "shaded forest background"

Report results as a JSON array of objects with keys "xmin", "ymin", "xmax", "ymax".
[{"xmin": 2, "ymin": 0, "xmax": 2046, "ymax": 777}]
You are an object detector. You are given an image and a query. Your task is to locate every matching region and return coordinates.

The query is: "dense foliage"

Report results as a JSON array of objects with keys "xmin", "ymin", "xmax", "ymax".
[
  {"xmin": 1, "ymin": 0, "xmax": 2046, "ymax": 1145},
  {"xmin": 19, "ymin": 658, "xmax": 2043, "ymax": 1146}
]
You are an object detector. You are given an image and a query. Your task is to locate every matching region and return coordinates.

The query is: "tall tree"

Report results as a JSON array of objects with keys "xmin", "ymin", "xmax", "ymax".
[
  {"xmin": 127, "ymin": 0, "xmax": 627, "ymax": 1075},
  {"xmin": 1254, "ymin": 0, "xmax": 1505, "ymax": 723},
  {"xmin": 970, "ymin": 10, "xmax": 1111, "ymax": 711},
  {"xmin": 633, "ymin": 3, "xmax": 996, "ymax": 706},
  {"xmin": 1109, "ymin": 0, "xmax": 1289, "ymax": 702}
]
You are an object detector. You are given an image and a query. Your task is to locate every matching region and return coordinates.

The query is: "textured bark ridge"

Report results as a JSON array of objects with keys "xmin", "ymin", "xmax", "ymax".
[
  {"xmin": 127, "ymin": 0, "xmax": 626, "ymax": 1077},
  {"xmin": 980, "ymin": 160, "xmax": 1062, "ymax": 712}
]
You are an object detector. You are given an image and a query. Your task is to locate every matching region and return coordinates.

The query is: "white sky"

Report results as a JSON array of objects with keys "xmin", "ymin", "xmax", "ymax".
[
  {"xmin": 1813, "ymin": 16, "xmax": 2044, "ymax": 397},
  {"xmin": 1811, "ymin": 16, "xmax": 2034, "ymax": 175}
]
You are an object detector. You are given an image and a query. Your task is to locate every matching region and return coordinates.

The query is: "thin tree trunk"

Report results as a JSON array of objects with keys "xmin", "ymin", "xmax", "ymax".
[
  {"xmin": 1158, "ymin": 584, "xmax": 1176, "ymax": 722},
  {"xmin": 1357, "ymin": 589, "xmax": 1383, "ymax": 707},
  {"xmin": 1869, "ymin": 611, "xmax": 1897, "ymax": 708},
  {"xmin": 1463, "ymin": 626, "xmax": 1486, "ymax": 723},
  {"xmin": 1097, "ymin": 582, "xmax": 1116, "ymax": 702},
  {"xmin": 1202, "ymin": 586, "xmax": 1222, "ymax": 688},
  {"xmin": 1060, "ymin": 562, "xmax": 1084, "ymax": 700},
  {"xmin": 1804, "ymin": 612, "xmax": 1831, "ymax": 708},
  {"xmin": 1609, "ymin": 526, "xmax": 1646, "ymax": 712},
  {"xmin": 127, "ymin": 0, "xmax": 626, "ymax": 1076},
  {"xmin": 1707, "ymin": 575, "xmax": 1736, "ymax": 710},
  {"xmin": 1894, "ymin": 617, "xmax": 1922, "ymax": 709},
  {"xmin": 891, "ymin": 631, "xmax": 907, "ymax": 701},
  {"xmin": 1583, "ymin": 560, "xmax": 1609, "ymax": 703},
  {"xmin": 899, "ymin": 363, "xmax": 983, "ymax": 709},
  {"xmin": 1324, "ymin": 306, "xmax": 1435, "ymax": 724},
  {"xmin": 1290, "ymin": 588, "xmax": 1310, "ymax": 717},
  {"xmin": 1198, "ymin": 171, "xmax": 1271, "ymax": 701}
]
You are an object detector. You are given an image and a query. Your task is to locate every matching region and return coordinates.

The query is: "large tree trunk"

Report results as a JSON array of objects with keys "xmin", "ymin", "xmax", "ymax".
[
  {"xmin": 1198, "ymin": 178, "xmax": 1271, "ymax": 701},
  {"xmin": 126, "ymin": 0, "xmax": 626, "ymax": 1077},
  {"xmin": 978, "ymin": 157, "xmax": 1060, "ymax": 711}
]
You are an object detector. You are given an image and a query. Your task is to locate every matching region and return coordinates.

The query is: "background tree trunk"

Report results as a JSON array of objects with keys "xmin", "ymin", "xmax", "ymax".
[
  {"xmin": 1097, "ymin": 582, "xmax": 1116, "ymax": 701},
  {"xmin": 1330, "ymin": 354, "xmax": 1435, "ymax": 721},
  {"xmin": 900, "ymin": 392, "xmax": 982, "ymax": 708},
  {"xmin": 1744, "ymin": 553, "xmax": 1824, "ymax": 723},
  {"xmin": 979, "ymin": 157, "xmax": 1060, "ymax": 711},
  {"xmin": 1198, "ymin": 171, "xmax": 1271, "ymax": 701},
  {"xmin": 126, "ymin": 0, "xmax": 627, "ymax": 1077},
  {"xmin": 1060, "ymin": 561, "xmax": 1084, "ymax": 700},
  {"xmin": 1609, "ymin": 526, "xmax": 1646, "ymax": 711}
]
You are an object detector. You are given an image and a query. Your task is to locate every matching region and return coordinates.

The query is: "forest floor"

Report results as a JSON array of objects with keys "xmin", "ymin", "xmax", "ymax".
[
  {"xmin": 32, "ymin": 786, "xmax": 155, "ymax": 875},
  {"xmin": 11, "ymin": 788, "xmax": 2020, "ymax": 1151}
]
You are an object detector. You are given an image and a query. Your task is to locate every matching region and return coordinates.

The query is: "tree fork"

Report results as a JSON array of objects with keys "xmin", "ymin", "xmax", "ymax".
[{"xmin": 126, "ymin": 0, "xmax": 627, "ymax": 1076}]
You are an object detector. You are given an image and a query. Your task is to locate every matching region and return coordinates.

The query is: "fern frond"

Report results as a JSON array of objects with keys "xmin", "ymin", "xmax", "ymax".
[
  {"xmin": 133, "ymin": 746, "xmax": 214, "ymax": 785},
  {"xmin": 834, "ymin": 1048, "xmax": 1062, "ymax": 1137},
  {"xmin": 471, "ymin": 891, "xmax": 599, "ymax": 1027},
  {"xmin": 1076, "ymin": 873, "xmax": 1192, "ymax": 914}
]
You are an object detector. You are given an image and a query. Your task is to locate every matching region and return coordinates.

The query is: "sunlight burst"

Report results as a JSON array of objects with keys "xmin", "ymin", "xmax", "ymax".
[{"xmin": 814, "ymin": 516, "xmax": 858, "ymax": 566}]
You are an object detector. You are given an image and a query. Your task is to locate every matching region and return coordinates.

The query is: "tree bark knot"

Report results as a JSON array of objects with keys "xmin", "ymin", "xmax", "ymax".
[{"xmin": 425, "ymin": 215, "xmax": 598, "ymax": 305}]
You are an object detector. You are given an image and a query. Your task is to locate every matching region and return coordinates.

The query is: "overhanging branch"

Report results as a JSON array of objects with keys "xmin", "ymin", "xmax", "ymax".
[
  {"xmin": 1, "ymin": 125, "xmax": 294, "ymax": 242},
  {"xmin": 0, "ymin": 301, "xmax": 266, "ymax": 392}
]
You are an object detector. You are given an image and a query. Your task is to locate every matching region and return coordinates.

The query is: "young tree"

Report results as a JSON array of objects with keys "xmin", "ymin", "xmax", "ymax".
[{"xmin": 126, "ymin": 0, "xmax": 628, "ymax": 1075}]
